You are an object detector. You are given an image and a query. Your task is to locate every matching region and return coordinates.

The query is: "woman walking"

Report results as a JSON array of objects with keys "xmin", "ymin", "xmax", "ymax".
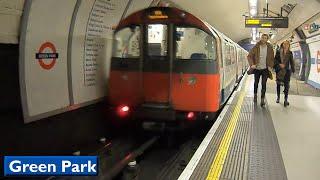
[{"xmin": 274, "ymin": 40, "xmax": 295, "ymax": 107}]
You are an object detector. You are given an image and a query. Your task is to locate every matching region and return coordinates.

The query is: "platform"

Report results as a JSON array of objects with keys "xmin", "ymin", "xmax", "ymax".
[{"xmin": 179, "ymin": 74, "xmax": 320, "ymax": 180}]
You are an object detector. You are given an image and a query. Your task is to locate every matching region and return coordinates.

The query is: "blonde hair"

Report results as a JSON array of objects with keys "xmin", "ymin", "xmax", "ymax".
[{"xmin": 281, "ymin": 40, "xmax": 290, "ymax": 50}]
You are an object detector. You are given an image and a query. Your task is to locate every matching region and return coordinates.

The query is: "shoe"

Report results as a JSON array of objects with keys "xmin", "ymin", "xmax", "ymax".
[
  {"xmin": 284, "ymin": 100, "xmax": 289, "ymax": 107},
  {"xmin": 276, "ymin": 98, "xmax": 280, "ymax": 103},
  {"xmin": 261, "ymin": 98, "xmax": 266, "ymax": 107},
  {"xmin": 254, "ymin": 94, "xmax": 257, "ymax": 103}
]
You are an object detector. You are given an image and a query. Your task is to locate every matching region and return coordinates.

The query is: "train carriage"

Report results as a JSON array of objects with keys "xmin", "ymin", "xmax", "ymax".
[{"xmin": 108, "ymin": 7, "xmax": 248, "ymax": 129}]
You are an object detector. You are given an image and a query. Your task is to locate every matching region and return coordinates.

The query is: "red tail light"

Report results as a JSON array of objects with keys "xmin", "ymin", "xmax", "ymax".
[
  {"xmin": 121, "ymin": 106, "xmax": 129, "ymax": 112},
  {"xmin": 117, "ymin": 105, "xmax": 130, "ymax": 117},
  {"xmin": 187, "ymin": 112, "xmax": 195, "ymax": 120}
]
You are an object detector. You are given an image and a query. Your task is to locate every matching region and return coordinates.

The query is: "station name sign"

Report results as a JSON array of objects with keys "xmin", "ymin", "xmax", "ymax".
[
  {"xmin": 4, "ymin": 156, "xmax": 98, "ymax": 176},
  {"xmin": 245, "ymin": 17, "xmax": 289, "ymax": 28}
]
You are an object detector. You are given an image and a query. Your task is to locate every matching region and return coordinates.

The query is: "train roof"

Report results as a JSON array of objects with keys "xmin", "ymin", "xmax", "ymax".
[
  {"xmin": 116, "ymin": 7, "xmax": 212, "ymax": 35},
  {"xmin": 116, "ymin": 7, "xmax": 248, "ymax": 53}
]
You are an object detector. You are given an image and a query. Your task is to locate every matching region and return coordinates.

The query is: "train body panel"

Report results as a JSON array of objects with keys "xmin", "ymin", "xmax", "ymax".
[
  {"xmin": 109, "ymin": 70, "xmax": 141, "ymax": 106},
  {"xmin": 171, "ymin": 73, "xmax": 220, "ymax": 112},
  {"xmin": 109, "ymin": 71, "xmax": 220, "ymax": 112}
]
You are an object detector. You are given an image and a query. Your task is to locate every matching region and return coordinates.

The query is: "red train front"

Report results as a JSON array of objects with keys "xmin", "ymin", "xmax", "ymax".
[{"xmin": 108, "ymin": 7, "xmax": 246, "ymax": 129}]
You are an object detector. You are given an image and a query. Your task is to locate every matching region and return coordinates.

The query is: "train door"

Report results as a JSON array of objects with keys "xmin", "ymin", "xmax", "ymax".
[
  {"xmin": 222, "ymin": 41, "xmax": 232, "ymax": 101},
  {"xmin": 142, "ymin": 24, "xmax": 171, "ymax": 105},
  {"xmin": 236, "ymin": 47, "xmax": 241, "ymax": 81},
  {"xmin": 230, "ymin": 44, "xmax": 237, "ymax": 86},
  {"xmin": 220, "ymin": 41, "xmax": 227, "ymax": 103}
]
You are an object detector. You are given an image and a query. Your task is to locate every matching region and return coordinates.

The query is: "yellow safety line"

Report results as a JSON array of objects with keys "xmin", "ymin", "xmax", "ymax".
[{"xmin": 206, "ymin": 79, "xmax": 248, "ymax": 180}]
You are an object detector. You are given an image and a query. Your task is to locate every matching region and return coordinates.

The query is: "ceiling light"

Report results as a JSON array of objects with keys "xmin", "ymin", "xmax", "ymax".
[
  {"xmin": 250, "ymin": 9, "xmax": 257, "ymax": 16},
  {"xmin": 249, "ymin": 0, "xmax": 258, "ymax": 6}
]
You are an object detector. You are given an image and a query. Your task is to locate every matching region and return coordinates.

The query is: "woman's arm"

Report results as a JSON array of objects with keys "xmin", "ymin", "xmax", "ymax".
[{"xmin": 274, "ymin": 51, "xmax": 281, "ymax": 71}]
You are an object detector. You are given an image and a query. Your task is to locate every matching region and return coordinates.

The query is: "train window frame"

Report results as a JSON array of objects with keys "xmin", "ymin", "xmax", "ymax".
[
  {"xmin": 230, "ymin": 45, "xmax": 236, "ymax": 64},
  {"xmin": 112, "ymin": 25, "xmax": 141, "ymax": 59},
  {"xmin": 174, "ymin": 26, "xmax": 217, "ymax": 61},
  {"xmin": 145, "ymin": 24, "xmax": 169, "ymax": 60}
]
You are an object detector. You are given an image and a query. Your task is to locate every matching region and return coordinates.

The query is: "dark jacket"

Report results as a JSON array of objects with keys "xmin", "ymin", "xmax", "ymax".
[
  {"xmin": 274, "ymin": 50, "xmax": 295, "ymax": 82},
  {"xmin": 247, "ymin": 41, "xmax": 274, "ymax": 68}
]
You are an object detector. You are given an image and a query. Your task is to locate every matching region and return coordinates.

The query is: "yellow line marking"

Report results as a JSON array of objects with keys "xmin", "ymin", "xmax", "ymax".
[{"xmin": 206, "ymin": 79, "xmax": 248, "ymax": 180}]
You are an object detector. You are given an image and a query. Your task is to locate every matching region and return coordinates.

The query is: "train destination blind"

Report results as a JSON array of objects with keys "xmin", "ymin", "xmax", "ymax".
[{"xmin": 148, "ymin": 10, "xmax": 168, "ymax": 19}]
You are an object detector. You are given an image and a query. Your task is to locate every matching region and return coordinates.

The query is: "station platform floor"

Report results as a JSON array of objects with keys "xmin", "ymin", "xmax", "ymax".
[{"xmin": 179, "ymin": 74, "xmax": 320, "ymax": 180}]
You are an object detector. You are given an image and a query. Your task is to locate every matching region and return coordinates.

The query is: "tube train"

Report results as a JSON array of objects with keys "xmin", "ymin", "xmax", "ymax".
[{"xmin": 108, "ymin": 7, "xmax": 248, "ymax": 129}]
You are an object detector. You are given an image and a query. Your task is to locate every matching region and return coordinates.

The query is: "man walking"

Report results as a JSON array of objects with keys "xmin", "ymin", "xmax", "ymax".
[{"xmin": 247, "ymin": 34, "xmax": 274, "ymax": 106}]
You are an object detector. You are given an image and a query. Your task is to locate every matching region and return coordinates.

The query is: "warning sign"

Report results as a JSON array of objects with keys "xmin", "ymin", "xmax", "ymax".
[{"xmin": 35, "ymin": 42, "xmax": 59, "ymax": 70}]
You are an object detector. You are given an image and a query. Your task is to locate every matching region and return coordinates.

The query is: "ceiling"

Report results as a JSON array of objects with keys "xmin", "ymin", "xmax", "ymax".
[
  {"xmin": 170, "ymin": 0, "xmax": 320, "ymax": 43},
  {"xmin": 0, "ymin": 0, "xmax": 24, "ymax": 43},
  {"xmin": 0, "ymin": 0, "xmax": 319, "ymax": 44}
]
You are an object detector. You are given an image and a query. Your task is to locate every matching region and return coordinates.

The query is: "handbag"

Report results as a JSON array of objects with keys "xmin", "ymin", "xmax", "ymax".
[{"xmin": 247, "ymin": 68, "xmax": 255, "ymax": 75}]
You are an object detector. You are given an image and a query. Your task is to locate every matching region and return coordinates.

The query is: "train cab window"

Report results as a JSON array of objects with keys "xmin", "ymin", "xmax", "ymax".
[
  {"xmin": 175, "ymin": 27, "xmax": 216, "ymax": 60},
  {"xmin": 113, "ymin": 26, "xmax": 140, "ymax": 58},
  {"xmin": 147, "ymin": 24, "xmax": 168, "ymax": 57}
]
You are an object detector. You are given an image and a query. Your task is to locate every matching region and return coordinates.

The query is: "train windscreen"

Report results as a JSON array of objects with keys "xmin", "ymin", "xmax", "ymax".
[
  {"xmin": 112, "ymin": 26, "xmax": 140, "ymax": 58},
  {"xmin": 175, "ymin": 27, "xmax": 217, "ymax": 60}
]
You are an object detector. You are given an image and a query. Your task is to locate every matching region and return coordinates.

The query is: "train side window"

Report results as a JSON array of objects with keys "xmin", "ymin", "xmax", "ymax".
[
  {"xmin": 113, "ymin": 26, "xmax": 140, "ymax": 58},
  {"xmin": 175, "ymin": 27, "xmax": 216, "ymax": 60},
  {"xmin": 230, "ymin": 46, "xmax": 236, "ymax": 64},
  {"xmin": 147, "ymin": 24, "xmax": 168, "ymax": 57},
  {"xmin": 224, "ymin": 42, "xmax": 231, "ymax": 65}
]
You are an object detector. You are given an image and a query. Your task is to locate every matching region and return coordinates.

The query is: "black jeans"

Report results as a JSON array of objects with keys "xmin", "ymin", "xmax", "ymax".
[
  {"xmin": 254, "ymin": 68, "xmax": 269, "ymax": 98},
  {"xmin": 277, "ymin": 70, "xmax": 291, "ymax": 100}
]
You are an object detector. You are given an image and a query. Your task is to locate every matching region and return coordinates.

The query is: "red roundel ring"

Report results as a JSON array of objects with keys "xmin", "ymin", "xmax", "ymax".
[{"xmin": 37, "ymin": 42, "xmax": 57, "ymax": 70}]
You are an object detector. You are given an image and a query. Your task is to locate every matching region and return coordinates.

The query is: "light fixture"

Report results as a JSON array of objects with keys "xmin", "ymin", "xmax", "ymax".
[
  {"xmin": 250, "ymin": 9, "xmax": 257, "ymax": 16},
  {"xmin": 248, "ymin": 0, "xmax": 258, "ymax": 43},
  {"xmin": 249, "ymin": 0, "xmax": 258, "ymax": 7}
]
